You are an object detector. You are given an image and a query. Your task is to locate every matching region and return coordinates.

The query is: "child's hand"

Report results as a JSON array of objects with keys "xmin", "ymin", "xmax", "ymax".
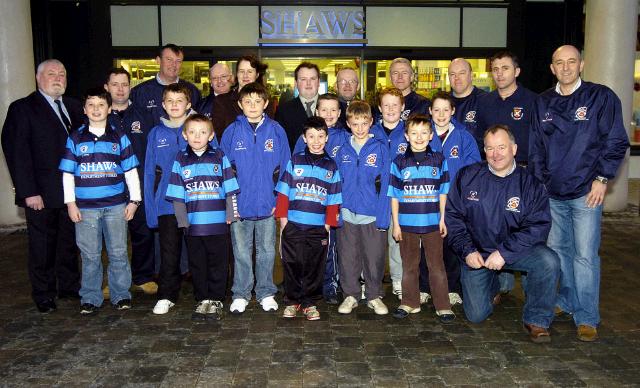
[
  {"xmin": 439, "ymin": 218, "xmax": 447, "ymax": 238},
  {"xmin": 124, "ymin": 203, "xmax": 138, "ymax": 221},
  {"xmin": 324, "ymin": 224, "xmax": 330, "ymax": 233},
  {"xmin": 67, "ymin": 202, "xmax": 82, "ymax": 223},
  {"xmin": 392, "ymin": 224, "xmax": 402, "ymax": 242},
  {"xmin": 280, "ymin": 217, "xmax": 288, "ymax": 231}
]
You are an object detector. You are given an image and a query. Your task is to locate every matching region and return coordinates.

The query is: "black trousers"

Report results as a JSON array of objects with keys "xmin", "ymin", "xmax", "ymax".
[
  {"xmin": 157, "ymin": 215, "xmax": 183, "ymax": 302},
  {"xmin": 128, "ymin": 205, "xmax": 155, "ymax": 285},
  {"xmin": 185, "ymin": 234, "xmax": 229, "ymax": 302},
  {"xmin": 281, "ymin": 222, "xmax": 328, "ymax": 308},
  {"xmin": 419, "ymin": 236, "xmax": 461, "ymax": 294},
  {"xmin": 25, "ymin": 207, "xmax": 80, "ymax": 303}
]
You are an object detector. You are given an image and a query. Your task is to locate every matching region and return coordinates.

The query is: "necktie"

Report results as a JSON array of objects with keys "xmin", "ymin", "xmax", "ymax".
[
  {"xmin": 305, "ymin": 101, "xmax": 314, "ymax": 117},
  {"xmin": 54, "ymin": 99, "xmax": 72, "ymax": 133}
]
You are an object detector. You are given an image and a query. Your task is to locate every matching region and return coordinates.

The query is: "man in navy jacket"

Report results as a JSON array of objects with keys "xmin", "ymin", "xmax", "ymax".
[
  {"xmin": 529, "ymin": 45, "xmax": 629, "ymax": 342},
  {"xmin": 446, "ymin": 125, "xmax": 559, "ymax": 343}
]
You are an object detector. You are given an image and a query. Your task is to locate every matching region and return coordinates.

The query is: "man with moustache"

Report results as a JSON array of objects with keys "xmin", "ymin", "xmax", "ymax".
[{"xmin": 2, "ymin": 59, "xmax": 83, "ymax": 313}]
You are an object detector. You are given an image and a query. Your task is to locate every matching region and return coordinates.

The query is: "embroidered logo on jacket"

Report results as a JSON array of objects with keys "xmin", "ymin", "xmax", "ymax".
[
  {"xmin": 450, "ymin": 146, "xmax": 459, "ymax": 158},
  {"xmin": 264, "ymin": 139, "xmax": 274, "ymax": 152},
  {"xmin": 294, "ymin": 168, "xmax": 304, "ymax": 176},
  {"xmin": 506, "ymin": 197, "xmax": 521, "ymax": 212},
  {"xmin": 131, "ymin": 121, "xmax": 142, "ymax": 133},
  {"xmin": 511, "ymin": 107, "xmax": 523, "ymax": 121},
  {"xmin": 365, "ymin": 153, "xmax": 378, "ymax": 167},
  {"xmin": 401, "ymin": 109, "xmax": 411, "ymax": 121},
  {"xmin": 574, "ymin": 106, "xmax": 588, "ymax": 121},
  {"xmin": 465, "ymin": 111, "xmax": 477, "ymax": 123},
  {"xmin": 235, "ymin": 140, "xmax": 246, "ymax": 151},
  {"xmin": 467, "ymin": 191, "xmax": 479, "ymax": 201},
  {"xmin": 397, "ymin": 143, "xmax": 407, "ymax": 155}
]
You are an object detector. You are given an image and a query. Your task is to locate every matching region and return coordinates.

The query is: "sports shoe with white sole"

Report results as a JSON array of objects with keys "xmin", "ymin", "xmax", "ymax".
[
  {"xmin": 392, "ymin": 281, "xmax": 402, "ymax": 300},
  {"xmin": 303, "ymin": 306, "xmax": 320, "ymax": 321},
  {"xmin": 283, "ymin": 304, "xmax": 300, "ymax": 318},
  {"xmin": 338, "ymin": 296, "xmax": 358, "ymax": 314},
  {"xmin": 230, "ymin": 298, "xmax": 248, "ymax": 314},
  {"xmin": 420, "ymin": 292, "xmax": 431, "ymax": 305},
  {"xmin": 192, "ymin": 300, "xmax": 211, "ymax": 321},
  {"xmin": 260, "ymin": 296, "xmax": 278, "ymax": 312},
  {"xmin": 152, "ymin": 299, "xmax": 175, "ymax": 315},
  {"xmin": 367, "ymin": 298, "xmax": 389, "ymax": 315},
  {"xmin": 448, "ymin": 292, "xmax": 463, "ymax": 306},
  {"xmin": 207, "ymin": 300, "xmax": 223, "ymax": 320}
]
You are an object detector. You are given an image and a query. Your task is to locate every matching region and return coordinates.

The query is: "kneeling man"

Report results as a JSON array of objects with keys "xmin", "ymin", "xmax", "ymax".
[{"xmin": 445, "ymin": 124, "xmax": 559, "ymax": 343}]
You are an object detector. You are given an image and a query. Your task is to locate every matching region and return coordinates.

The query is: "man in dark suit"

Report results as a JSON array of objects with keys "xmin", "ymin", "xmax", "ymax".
[
  {"xmin": 336, "ymin": 67, "xmax": 360, "ymax": 128},
  {"xmin": 275, "ymin": 62, "xmax": 320, "ymax": 151},
  {"xmin": 1, "ymin": 59, "xmax": 83, "ymax": 313}
]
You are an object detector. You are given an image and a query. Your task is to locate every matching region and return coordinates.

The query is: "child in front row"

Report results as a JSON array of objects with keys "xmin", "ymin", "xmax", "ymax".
[
  {"xmin": 335, "ymin": 101, "xmax": 391, "ymax": 316},
  {"xmin": 388, "ymin": 115, "xmax": 454, "ymax": 322},
  {"xmin": 275, "ymin": 116, "xmax": 342, "ymax": 320},
  {"xmin": 293, "ymin": 93, "xmax": 349, "ymax": 304},
  {"xmin": 59, "ymin": 87, "xmax": 141, "ymax": 315},
  {"xmin": 166, "ymin": 114, "xmax": 239, "ymax": 320},
  {"xmin": 220, "ymin": 82, "xmax": 290, "ymax": 314}
]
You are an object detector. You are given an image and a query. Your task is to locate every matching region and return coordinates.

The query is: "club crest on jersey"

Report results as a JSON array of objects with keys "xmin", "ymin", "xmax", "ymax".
[
  {"xmin": 400, "ymin": 109, "xmax": 411, "ymax": 121},
  {"xmin": 574, "ymin": 106, "xmax": 588, "ymax": 121},
  {"xmin": 130, "ymin": 121, "xmax": 142, "ymax": 133},
  {"xmin": 450, "ymin": 146, "xmax": 459, "ymax": 158},
  {"xmin": 431, "ymin": 167, "xmax": 438, "ymax": 176},
  {"xmin": 511, "ymin": 107, "xmax": 523, "ymax": 121},
  {"xmin": 365, "ymin": 153, "xmax": 377, "ymax": 167},
  {"xmin": 467, "ymin": 191, "xmax": 479, "ymax": 201},
  {"xmin": 112, "ymin": 143, "xmax": 119, "ymax": 152},
  {"xmin": 294, "ymin": 168, "xmax": 304, "ymax": 176},
  {"xmin": 235, "ymin": 140, "xmax": 246, "ymax": 151},
  {"xmin": 79, "ymin": 145, "xmax": 88, "ymax": 154},
  {"xmin": 264, "ymin": 139, "xmax": 274, "ymax": 152},
  {"xmin": 397, "ymin": 143, "xmax": 407, "ymax": 154},
  {"xmin": 213, "ymin": 164, "xmax": 219, "ymax": 174},
  {"xmin": 465, "ymin": 111, "xmax": 477, "ymax": 123},
  {"xmin": 403, "ymin": 170, "xmax": 411, "ymax": 180},
  {"xmin": 183, "ymin": 169, "xmax": 191, "ymax": 178},
  {"xmin": 506, "ymin": 196, "xmax": 520, "ymax": 212}
]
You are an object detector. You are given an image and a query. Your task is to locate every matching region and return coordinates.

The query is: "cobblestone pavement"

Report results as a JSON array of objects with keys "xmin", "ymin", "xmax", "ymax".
[{"xmin": 0, "ymin": 209, "xmax": 638, "ymax": 387}]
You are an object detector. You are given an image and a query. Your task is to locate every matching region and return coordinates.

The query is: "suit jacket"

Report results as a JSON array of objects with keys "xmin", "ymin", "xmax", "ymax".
[
  {"xmin": 275, "ymin": 96, "xmax": 309, "ymax": 152},
  {"xmin": 1, "ymin": 91, "xmax": 84, "ymax": 208}
]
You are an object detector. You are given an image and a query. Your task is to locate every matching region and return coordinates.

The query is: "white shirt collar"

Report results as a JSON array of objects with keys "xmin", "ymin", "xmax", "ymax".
[
  {"xmin": 555, "ymin": 78, "xmax": 582, "ymax": 96},
  {"xmin": 488, "ymin": 160, "xmax": 516, "ymax": 177}
]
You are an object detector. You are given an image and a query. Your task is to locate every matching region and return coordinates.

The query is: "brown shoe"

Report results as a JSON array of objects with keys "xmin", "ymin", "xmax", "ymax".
[
  {"xmin": 554, "ymin": 306, "xmax": 573, "ymax": 322},
  {"xmin": 523, "ymin": 323, "xmax": 551, "ymax": 343},
  {"xmin": 577, "ymin": 325, "xmax": 598, "ymax": 342},
  {"xmin": 492, "ymin": 293, "xmax": 502, "ymax": 305}
]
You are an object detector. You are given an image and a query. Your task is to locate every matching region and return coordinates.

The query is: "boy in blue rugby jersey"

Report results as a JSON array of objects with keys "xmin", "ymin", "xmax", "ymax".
[
  {"xmin": 275, "ymin": 117, "xmax": 342, "ymax": 320},
  {"xmin": 59, "ymin": 87, "xmax": 141, "ymax": 315},
  {"xmin": 388, "ymin": 114, "xmax": 454, "ymax": 322},
  {"xmin": 166, "ymin": 114, "xmax": 239, "ymax": 320}
]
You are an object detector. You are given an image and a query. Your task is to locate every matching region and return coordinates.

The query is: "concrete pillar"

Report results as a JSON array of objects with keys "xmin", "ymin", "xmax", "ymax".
[
  {"xmin": 0, "ymin": 1, "xmax": 34, "ymax": 226},
  {"xmin": 583, "ymin": 0, "xmax": 638, "ymax": 211}
]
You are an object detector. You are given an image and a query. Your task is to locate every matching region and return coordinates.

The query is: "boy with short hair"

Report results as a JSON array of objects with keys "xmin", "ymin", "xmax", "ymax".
[
  {"xmin": 59, "ymin": 87, "xmax": 141, "ymax": 315},
  {"xmin": 275, "ymin": 116, "xmax": 342, "ymax": 320},
  {"xmin": 388, "ymin": 115, "xmax": 454, "ymax": 322},
  {"xmin": 166, "ymin": 114, "xmax": 239, "ymax": 320},
  {"xmin": 293, "ymin": 93, "xmax": 349, "ymax": 304},
  {"xmin": 335, "ymin": 101, "xmax": 391, "ymax": 316},
  {"xmin": 145, "ymin": 83, "xmax": 216, "ymax": 315},
  {"xmin": 220, "ymin": 82, "xmax": 291, "ymax": 314}
]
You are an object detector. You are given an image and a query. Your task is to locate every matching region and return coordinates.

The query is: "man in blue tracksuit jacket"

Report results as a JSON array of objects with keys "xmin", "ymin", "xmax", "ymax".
[
  {"xmin": 446, "ymin": 125, "xmax": 559, "ymax": 343},
  {"xmin": 529, "ymin": 45, "xmax": 629, "ymax": 342},
  {"xmin": 448, "ymin": 58, "xmax": 487, "ymax": 152},
  {"xmin": 130, "ymin": 44, "xmax": 201, "ymax": 126}
]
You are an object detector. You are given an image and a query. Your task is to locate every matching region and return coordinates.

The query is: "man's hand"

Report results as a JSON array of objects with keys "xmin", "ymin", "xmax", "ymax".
[
  {"xmin": 585, "ymin": 180, "xmax": 607, "ymax": 208},
  {"xmin": 66, "ymin": 202, "xmax": 82, "ymax": 223},
  {"xmin": 465, "ymin": 251, "xmax": 484, "ymax": 269},
  {"xmin": 392, "ymin": 224, "xmax": 402, "ymax": 242},
  {"xmin": 484, "ymin": 250, "xmax": 505, "ymax": 271},
  {"xmin": 25, "ymin": 195, "xmax": 44, "ymax": 211},
  {"xmin": 124, "ymin": 203, "xmax": 138, "ymax": 221}
]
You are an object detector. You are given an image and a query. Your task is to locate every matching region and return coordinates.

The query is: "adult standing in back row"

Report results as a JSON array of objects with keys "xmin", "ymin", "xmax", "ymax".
[
  {"xmin": 448, "ymin": 58, "xmax": 486, "ymax": 153},
  {"xmin": 375, "ymin": 58, "xmax": 430, "ymax": 122}
]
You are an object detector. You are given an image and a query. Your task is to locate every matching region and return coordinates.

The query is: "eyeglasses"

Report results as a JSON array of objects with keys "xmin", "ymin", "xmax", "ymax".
[
  {"xmin": 212, "ymin": 74, "xmax": 231, "ymax": 82},
  {"xmin": 338, "ymin": 79, "xmax": 358, "ymax": 86}
]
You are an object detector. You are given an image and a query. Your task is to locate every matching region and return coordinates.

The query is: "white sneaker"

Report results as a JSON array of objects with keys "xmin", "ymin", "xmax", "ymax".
[
  {"xmin": 152, "ymin": 299, "xmax": 175, "ymax": 315},
  {"xmin": 392, "ymin": 281, "xmax": 402, "ymax": 300},
  {"xmin": 192, "ymin": 300, "xmax": 211, "ymax": 320},
  {"xmin": 367, "ymin": 298, "xmax": 389, "ymax": 315},
  {"xmin": 420, "ymin": 292, "xmax": 431, "ymax": 305},
  {"xmin": 338, "ymin": 296, "xmax": 359, "ymax": 314},
  {"xmin": 449, "ymin": 292, "xmax": 463, "ymax": 306},
  {"xmin": 230, "ymin": 298, "xmax": 248, "ymax": 314},
  {"xmin": 260, "ymin": 296, "xmax": 278, "ymax": 312}
]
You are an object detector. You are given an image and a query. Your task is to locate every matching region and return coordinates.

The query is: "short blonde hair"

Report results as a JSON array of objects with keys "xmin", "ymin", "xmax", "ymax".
[{"xmin": 346, "ymin": 100, "xmax": 372, "ymax": 121}]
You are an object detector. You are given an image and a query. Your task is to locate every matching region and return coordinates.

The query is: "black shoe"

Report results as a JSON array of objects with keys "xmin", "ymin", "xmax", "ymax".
[
  {"xmin": 80, "ymin": 303, "xmax": 99, "ymax": 315},
  {"xmin": 392, "ymin": 308, "xmax": 410, "ymax": 319},
  {"xmin": 58, "ymin": 290, "xmax": 80, "ymax": 299},
  {"xmin": 324, "ymin": 295, "xmax": 339, "ymax": 305},
  {"xmin": 36, "ymin": 299, "xmax": 57, "ymax": 314},
  {"xmin": 114, "ymin": 299, "xmax": 131, "ymax": 310}
]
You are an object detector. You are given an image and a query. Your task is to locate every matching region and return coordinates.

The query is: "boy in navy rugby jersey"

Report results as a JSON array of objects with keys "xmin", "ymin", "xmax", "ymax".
[
  {"xmin": 59, "ymin": 87, "xmax": 141, "ymax": 315},
  {"xmin": 275, "ymin": 117, "xmax": 342, "ymax": 320},
  {"xmin": 220, "ymin": 82, "xmax": 290, "ymax": 314},
  {"xmin": 388, "ymin": 115, "xmax": 454, "ymax": 322},
  {"xmin": 166, "ymin": 114, "xmax": 239, "ymax": 320}
]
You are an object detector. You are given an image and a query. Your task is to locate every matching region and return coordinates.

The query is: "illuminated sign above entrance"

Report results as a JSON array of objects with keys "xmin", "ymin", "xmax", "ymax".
[{"xmin": 259, "ymin": 6, "xmax": 366, "ymax": 45}]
